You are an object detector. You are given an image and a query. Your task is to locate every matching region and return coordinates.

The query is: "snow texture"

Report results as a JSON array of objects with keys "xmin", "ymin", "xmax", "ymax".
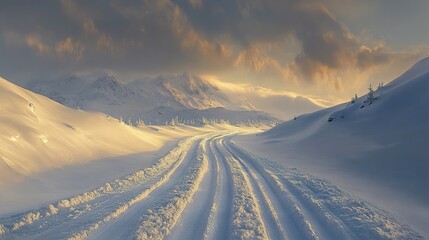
[{"xmin": 0, "ymin": 131, "xmax": 423, "ymax": 240}]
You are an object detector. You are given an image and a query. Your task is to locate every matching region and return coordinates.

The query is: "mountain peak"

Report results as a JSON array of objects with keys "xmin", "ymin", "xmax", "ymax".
[
  {"xmin": 85, "ymin": 74, "xmax": 135, "ymax": 100},
  {"xmin": 26, "ymin": 71, "xmax": 271, "ymax": 122},
  {"xmin": 91, "ymin": 74, "xmax": 120, "ymax": 89},
  {"xmin": 181, "ymin": 71, "xmax": 192, "ymax": 79}
]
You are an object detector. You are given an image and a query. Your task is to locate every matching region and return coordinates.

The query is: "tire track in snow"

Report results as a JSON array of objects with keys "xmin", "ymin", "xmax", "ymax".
[
  {"xmin": 226, "ymin": 137, "xmax": 335, "ymax": 239},
  {"xmin": 0, "ymin": 136, "xmax": 197, "ymax": 237},
  {"xmin": 71, "ymin": 137, "xmax": 203, "ymax": 240},
  {"xmin": 164, "ymin": 133, "xmax": 237, "ymax": 240},
  {"xmin": 280, "ymin": 169, "xmax": 422, "ymax": 240},
  {"xmin": 202, "ymin": 134, "xmax": 235, "ymax": 240},
  {"xmin": 226, "ymin": 137, "xmax": 424, "ymax": 240},
  {"xmin": 225, "ymin": 137, "xmax": 333, "ymax": 239},
  {"xmin": 225, "ymin": 137, "xmax": 356, "ymax": 239},
  {"xmin": 220, "ymin": 138, "xmax": 287, "ymax": 240},
  {"xmin": 0, "ymin": 131, "xmax": 424, "ymax": 240},
  {"xmin": 0, "ymin": 135, "xmax": 204, "ymax": 240},
  {"xmin": 88, "ymin": 135, "xmax": 208, "ymax": 240},
  {"xmin": 134, "ymin": 136, "xmax": 210, "ymax": 240},
  {"xmin": 165, "ymin": 134, "xmax": 221, "ymax": 240},
  {"xmin": 71, "ymin": 136, "xmax": 204, "ymax": 240},
  {"xmin": 215, "ymin": 138, "xmax": 269, "ymax": 240}
]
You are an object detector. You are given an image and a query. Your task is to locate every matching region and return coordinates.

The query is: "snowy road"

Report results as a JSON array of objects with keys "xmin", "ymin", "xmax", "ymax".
[{"xmin": 0, "ymin": 131, "xmax": 423, "ymax": 240}]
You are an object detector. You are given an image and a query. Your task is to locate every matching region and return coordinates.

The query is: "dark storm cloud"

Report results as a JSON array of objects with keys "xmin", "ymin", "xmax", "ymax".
[
  {"xmin": 356, "ymin": 45, "xmax": 391, "ymax": 70},
  {"xmin": 0, "ymin": 0, "xmax": 425, "ymax": 85},
  {"xmin": 175, "ymin": 0, "xmax": 404, "ymax": 82},
  {"xmin": 0, "ymin": 0, "xmax": 231, "ymax": 81}
]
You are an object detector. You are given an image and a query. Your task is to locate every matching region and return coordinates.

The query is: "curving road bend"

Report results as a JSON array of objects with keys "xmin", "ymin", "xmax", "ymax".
[{"xmin": 0, "ymin": 131, "xmax": 423, "ymax": 240}]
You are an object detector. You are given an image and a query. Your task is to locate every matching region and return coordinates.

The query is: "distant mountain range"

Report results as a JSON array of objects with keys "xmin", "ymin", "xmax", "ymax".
[{"xmin": 27, "ymin": 72, "xmax": 278, "ymax": 125}]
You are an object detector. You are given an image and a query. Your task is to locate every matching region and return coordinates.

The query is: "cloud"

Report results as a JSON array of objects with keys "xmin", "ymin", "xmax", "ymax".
[
  {"xmin": 25, "ymin": 35, "xmax": 50, "ymax": 55},
  {"xmin": 179, "ymin": 0, "xmax": 427, "ymax": 90},
  {"xmin": 188, "ymin": 0, "xmax": 203, "ymax": 8},
  {"xmin": 0, "ymin": 0, "xmax": 427, "ymax": 100},
  {"xmin": 356, "ymin": 45, "xmax": 391, "ymax": 70},
  {"xmin": 54, "ymin": 0, "xmax": 230, "ymax": 72},
  {"xmin": 205, "ymin": 76, "xmax": 325, "ymax": 119},
  {"xmin": 61, "ymin": 0, "xmax": 115, "ymax": 51},
  {"xmin": 235, "ymin": 45, "xmax": 280, "ymax": 72},
  {"xmin": 208, "ymin": 75, "xmax": 332, "ymax": 108},
  {"xmin": 55, "ymin": 37, "xmax": 84, "ymax": 60}
]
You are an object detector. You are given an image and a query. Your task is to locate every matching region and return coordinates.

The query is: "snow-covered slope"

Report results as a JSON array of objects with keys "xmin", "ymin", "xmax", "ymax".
[
  {"xmin": 0, "ymin": 70, "xmax": 424, "ymax": 239},
  {"xmin": 0, "ymin": 76, "xmax": 165, "ymax": 187},
  {"xmin": 129, "ymin": 73, "xmax": 254, "ymax": 111},
  {"xmin": 264, "ymin": 57, "xmax": 429, "ymax": 181},
  {"xmin": 235, "ymin": 57, "xmax": 429, "ymax": 236},
  {"xmin": 28, "ymin": 72, "xmax": 274, "ymax": 124}
]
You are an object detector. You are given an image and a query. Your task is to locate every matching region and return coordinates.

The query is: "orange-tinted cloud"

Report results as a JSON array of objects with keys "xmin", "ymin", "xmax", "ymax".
[
  {"xmin": 0, "ymin": 0, "xmax": 427, "ymax": 98},
  {"xmin": 25, "ymin": 35, "xmax": 50, "ymax": 55},
  {"xmin": 55, "ymin": 37, "xmax": 84, "ymax": 60}
]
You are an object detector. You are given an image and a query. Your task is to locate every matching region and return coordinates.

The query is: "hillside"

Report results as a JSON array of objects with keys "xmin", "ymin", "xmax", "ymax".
[
  {"xmin": 263, "ymin": 57, "xmax": 429, "ymax": 196},
  {"xmin": 0, "ymin": 76, "xmax": 165, "ymax": 187},
  {"xmin": 235, "ymin": 57, "xmax": 429, "ymax": 236}
]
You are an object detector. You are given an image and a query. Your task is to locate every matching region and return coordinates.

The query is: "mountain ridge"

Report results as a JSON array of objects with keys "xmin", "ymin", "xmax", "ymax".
[{"xmin": 27, "ymin": 72, "xmax": 277, "ymax": 124}]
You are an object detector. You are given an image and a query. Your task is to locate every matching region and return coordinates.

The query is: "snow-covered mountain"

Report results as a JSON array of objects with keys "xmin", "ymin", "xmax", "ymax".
[
  {"xmin": 0, "ymin": 76, "xmax": 165, "ymax": 187},
  {"xmin": 129, "ymin": 73, "xmax": 255, "ymax": 111},
  {"xmin": 28, "ymin": 72, "xmax": 277, "ymax": 124},
  {"xmin": 235, "ymin": 57, "xmax": 429, "ymax": 236}
]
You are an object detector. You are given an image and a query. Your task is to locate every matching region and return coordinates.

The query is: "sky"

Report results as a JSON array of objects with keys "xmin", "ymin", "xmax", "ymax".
[{"xmin": 0, "ymin": 0, "xmax": 428, "ymax": 105}]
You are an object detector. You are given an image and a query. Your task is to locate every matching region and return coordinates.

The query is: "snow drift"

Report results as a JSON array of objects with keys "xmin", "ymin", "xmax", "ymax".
[
  {"xmin": 236, "ymin": 57, "xmax": 429, "ymax": 236},
  {"xmin": 263, "ymin": 57, "xmax": 429, "ymax": 199},
  {"xmin": 0, "ymin": 76, "xmax": 164, "ymax": 187}
]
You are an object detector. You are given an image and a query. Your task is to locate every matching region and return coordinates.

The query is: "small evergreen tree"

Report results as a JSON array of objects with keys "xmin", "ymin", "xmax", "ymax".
[
  {"xmin": 364, "ymin": 84, "xmax": 376, "ymax": 105},
  {"xmin": 201, "ymin": 117, "xmax": 209, "ymax": 125},
  {"xmin": 169, "ymin": 118, "xmax": 176, "ymax": 126},
  {"xmin": 136, "ymin": 118, "xmax": 145, "ymax": 126}
]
